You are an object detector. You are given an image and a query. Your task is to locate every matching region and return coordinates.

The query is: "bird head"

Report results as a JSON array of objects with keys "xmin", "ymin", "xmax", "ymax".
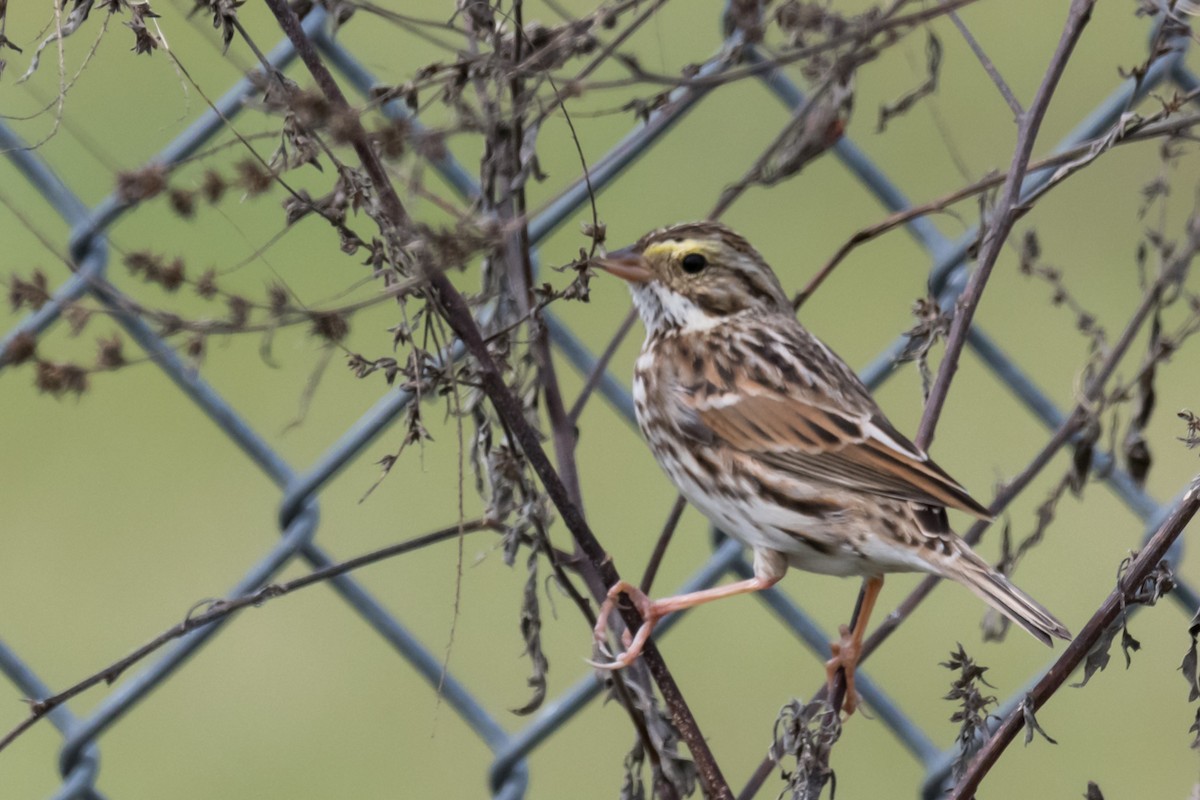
[{"xmin": 594, "ymin": 222, "xmax": 792, "ymax": 334}]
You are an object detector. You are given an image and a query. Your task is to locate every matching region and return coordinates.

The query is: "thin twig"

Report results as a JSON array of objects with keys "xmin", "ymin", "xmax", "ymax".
[
  {"xmin": 827, "ymin": 0, "xmax": 1099, "ymax": 723},
  {"xmin": 915, "ymin": 0, "xmax": 1096, "ymax": 450},
  {"xmin": 580, "ymin": 0, "xmax": 982, "ymax": 92},
  {"xmin": 868, "ymin": 219, "xmax": 1194, "ymax": 639},
  {"xmin": 641, "ymin": 495, "xmax": 689, "ymax": 595},
  {"xmin": 948, "ymin": 10, "xmax": 1023, "ymax": 118},
  {"xmin": 568, "ymin": 307, "xmax": 638, "ymax": 423},
  {"xmin": 794, "ymin": 107, "xmax": 1200, "ymax": 309},
  {"xmin": 0, "ymin": 519, "xmax": 496, "ymax": 753}
]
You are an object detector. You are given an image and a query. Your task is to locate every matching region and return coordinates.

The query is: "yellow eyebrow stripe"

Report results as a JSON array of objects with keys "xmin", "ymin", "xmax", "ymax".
[{"xmin": 643, "ymin": 239, "xmax": 713, "ymax": 259}]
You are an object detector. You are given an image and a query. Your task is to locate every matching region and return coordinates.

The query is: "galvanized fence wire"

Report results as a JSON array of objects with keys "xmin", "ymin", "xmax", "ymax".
[{"xmin": 1, "ymin": 6, "xmax": 1199, "ymax": 799}]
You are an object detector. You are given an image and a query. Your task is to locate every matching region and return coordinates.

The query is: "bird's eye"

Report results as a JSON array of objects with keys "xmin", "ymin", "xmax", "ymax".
[{"xmin": 680, "ymin": 253, "xmax": 707, "ymax": 274}]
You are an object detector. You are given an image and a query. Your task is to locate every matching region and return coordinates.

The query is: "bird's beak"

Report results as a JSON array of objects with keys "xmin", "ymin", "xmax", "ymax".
[{"xmin": 593, "ymin": 247, "xmax": 652, "ymax": 284}]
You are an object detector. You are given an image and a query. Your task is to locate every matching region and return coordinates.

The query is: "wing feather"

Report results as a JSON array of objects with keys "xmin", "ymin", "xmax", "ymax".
[{"xmin": 685, "ymin": 374, "xmax": 991, "ymax": 520}]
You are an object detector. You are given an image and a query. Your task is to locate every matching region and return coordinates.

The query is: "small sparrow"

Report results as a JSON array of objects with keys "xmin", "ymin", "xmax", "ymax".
[{"xmin": 591, "ymin": 221, "xmax": 1069, "ymax": 713}]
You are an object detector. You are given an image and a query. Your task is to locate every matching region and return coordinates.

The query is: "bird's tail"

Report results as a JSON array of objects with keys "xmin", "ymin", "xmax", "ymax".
[{"xmin": 944, "ymin": 550, "xmax": 1071, "ymax": 646}]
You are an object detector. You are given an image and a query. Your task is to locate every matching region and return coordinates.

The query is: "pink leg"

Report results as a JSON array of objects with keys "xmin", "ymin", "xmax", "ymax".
[
  {"xmin": 824, "ymin": 575, "xmax": 884, "ymax": 715},
  {"xmin": 590, "ymin": 574, "xmax": 781, "ymax": 670}
]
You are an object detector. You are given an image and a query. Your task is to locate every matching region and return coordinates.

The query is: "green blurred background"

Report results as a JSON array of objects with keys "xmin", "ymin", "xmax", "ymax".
[{"xmin": 3, "ymin": 1, "xmax": 1199, "ymax": 797}]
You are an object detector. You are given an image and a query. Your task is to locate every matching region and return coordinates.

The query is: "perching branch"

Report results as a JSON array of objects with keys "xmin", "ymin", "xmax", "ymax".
[
  {"xmin": 261, "ymin": 2, "xmax": 733, "ymax": 795},
  {"xmin": 949, "ymin": 475, "xmax": 1200, "ymax": 799}
]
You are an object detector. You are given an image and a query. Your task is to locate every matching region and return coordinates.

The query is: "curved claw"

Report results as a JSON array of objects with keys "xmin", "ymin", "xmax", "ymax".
[
  {"xmin": 584, "ymin": 640, "xmax": 625, "ymax": 671},
  {"xmin": 584, "ymin": 656, "xmax": 625, "ymax": 671}
]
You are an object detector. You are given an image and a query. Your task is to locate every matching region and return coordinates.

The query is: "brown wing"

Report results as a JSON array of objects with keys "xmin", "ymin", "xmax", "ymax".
[{"xmin": 686, "ymin": 382, "xmax": 992, "ymax": 520}]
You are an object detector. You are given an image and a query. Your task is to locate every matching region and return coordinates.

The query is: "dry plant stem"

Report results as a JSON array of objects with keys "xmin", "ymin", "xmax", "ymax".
[
  {"xmin": 588, "ymin": 0, "xmax": 982, "ymax": 91},
  {"xmin": 492, "ymin": 33, "xmax": 663, "ymax": 773},
  {"xmin": 825, "ymin": 0, "xmax": 1099, "ymax": 711},
  {"xmin": 263, "ymin": 4, "xmax": 732, "ymax": 796},
  {"xmin": 483, "ymin": 11, "xmax": 678, "ymax": 790},
  {"xmin": 916, "ymin": 0, "xmax": 1095, "ymax": 450},
  {"xmin": 641, "ymin": 495, "xmax": 689, "ymax": 594},
  {"xmin": 950, "ymin": 476, "xmax": 1200, "ymax": 799},
  {"xmin": 0, "ymin": 519, "xmax": 495, "ymax": 754},
  {"xmin": 835, "ymin": 0, "xmax": 1096, "ymax": 707},
  {"xmin": 489, "ymin": 20, "xmax": 667, "ymax": 771},
  {"xmin": 795, "ymin": 108, "xmax": 1200, "ymax": 309},
  {"xmin": 431, "ymin": 265, "xmax": 734, "ymax": 799},
  {"xmin": 862, "ymin": 239, "xmax": 1187, "ymax": 651},
  {"xmin": 495, "ymin": 9, "xmax": 586, "ymax": 513}
]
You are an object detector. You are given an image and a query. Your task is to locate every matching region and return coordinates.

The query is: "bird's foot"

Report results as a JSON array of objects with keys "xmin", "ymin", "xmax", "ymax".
[
  {"xmin": 825, "ymin": 624, "xmax": 863, "ymax": 715},
  {"xmin": 589, "ymin": 581, "xmax": 661, "ymax": 670}
]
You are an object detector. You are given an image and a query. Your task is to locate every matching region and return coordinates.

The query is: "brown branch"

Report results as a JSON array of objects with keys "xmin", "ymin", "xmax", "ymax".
[
  {"xmin": 641, "ymin": 495, "xmax": 689, "ymax": 595},
  {"xmin": 0, "ymin": 519, "xmax": 496, "ymax": 754},
  {"xmin": 825, "ymin": 0, "xmax": 1099, "ymax": 726},
  {"xmin": 430, "ymin": 264, "xmax": 734, "ymax": 798},
  {"xmin": 766, "ymin": 203, "xmax": 1194, "ymax": 787},
  {"xmin": 496, "ymin": 5, "xmax": 586, "ymax": 514},
  {"xmin": 794, "ymin": 107, "xmax": 1200, "ymax": 309},
  {"xmin": 581, "ymin": 0, "xmax": 982, "ymax": 92},
  {"xmin": 865, "ymin": 218, "xmax": 1188, "ymax": 648},
  {"xmin": 949, "ymin": 475, "xmax": 1200, "ymax": 799},
  {"xmin": 263, "ymin": 5, "xmax": 414, "ymax": 233},
  {"xmin": 916, "ymin": 0, "xmax": 1096, "ymax": 450},
  {"xmin": 484, "ymin": 19, "xmax": 668, "ymax": 761},
  {"xmin": 260, "ymin": 3, "xmax": 732, "ymax": 796},
  {"xmin": 492, "ymin": 21, "xmax": 663, "ymax": 763}
]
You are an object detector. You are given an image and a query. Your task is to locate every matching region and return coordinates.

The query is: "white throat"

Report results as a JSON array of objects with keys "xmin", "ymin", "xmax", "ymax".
[{"xmin": 629, "ymin": 282, "xmax": 722, "ymax": 335}]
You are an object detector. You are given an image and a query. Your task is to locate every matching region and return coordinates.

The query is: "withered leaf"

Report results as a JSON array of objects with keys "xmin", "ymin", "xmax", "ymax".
[
  {"xmin": 1070, "ymin": 416, "xmax": 1101, "ymax": 495},
  {"xmin": 1073, "ymin": 618, "xmax": 1121, "ymax": 688},
  {"xmin": 1181, "ymin": 610, "xmax": 1200, "ymax": 702}
]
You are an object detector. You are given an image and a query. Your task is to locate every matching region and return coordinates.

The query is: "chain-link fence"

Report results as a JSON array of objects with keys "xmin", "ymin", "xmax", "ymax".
[{"xmin": 3, "ymin": 2, "xmax": 1200, "ymax": 798}]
